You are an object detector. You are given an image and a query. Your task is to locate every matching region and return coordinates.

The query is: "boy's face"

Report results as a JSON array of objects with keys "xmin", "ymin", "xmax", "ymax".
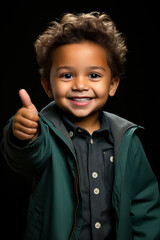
[{"xmin": 42, "ymin": 41, "xmax": 119, "ymax": 120}]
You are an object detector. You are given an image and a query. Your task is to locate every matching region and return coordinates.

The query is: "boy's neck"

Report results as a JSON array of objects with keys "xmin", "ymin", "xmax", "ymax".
[{"xmin": 69, "ymin": 111, "xmax": 101, "ymax": 135}]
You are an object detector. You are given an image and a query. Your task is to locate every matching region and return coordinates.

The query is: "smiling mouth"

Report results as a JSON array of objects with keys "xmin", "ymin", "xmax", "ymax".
[{"xmin": 68, "ymin": 97, "xmax": 94, "ymax": 106}]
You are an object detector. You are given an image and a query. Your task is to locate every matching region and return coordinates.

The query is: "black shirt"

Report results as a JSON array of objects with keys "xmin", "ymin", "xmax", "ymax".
[{"xmin": 62, "ymin": 111, "xmax": 116, "ymax": 240}]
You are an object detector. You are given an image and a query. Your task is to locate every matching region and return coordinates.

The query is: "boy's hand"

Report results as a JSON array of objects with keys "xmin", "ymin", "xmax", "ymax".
[{"xmin": 12, "ymin": 89, "xmax": 39, "ymax": 141}]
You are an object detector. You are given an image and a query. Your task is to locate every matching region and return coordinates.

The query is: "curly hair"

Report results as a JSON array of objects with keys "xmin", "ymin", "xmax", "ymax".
[{"xmin": 34, "ymin": 11, "xmax": 127, "ymax": 81}]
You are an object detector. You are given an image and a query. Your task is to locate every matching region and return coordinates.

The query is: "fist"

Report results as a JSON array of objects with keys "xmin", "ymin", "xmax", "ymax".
[{"xmin": 12, "ymin": 89, "xmax": 39, "ymax": 141}]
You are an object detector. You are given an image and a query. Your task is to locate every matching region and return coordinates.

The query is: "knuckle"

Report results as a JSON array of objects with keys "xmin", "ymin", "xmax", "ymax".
[{"xmin": 17, "ymin": 107, "xmax": 24, "ymax": 115}]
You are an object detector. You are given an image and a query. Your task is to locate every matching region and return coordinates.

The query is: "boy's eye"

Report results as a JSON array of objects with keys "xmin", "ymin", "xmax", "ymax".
[
  {"xmin": 88, "ymin": 73, "xmax": 101, "ymax": 79},
  {"xmin": 60, "ymin": 73, "xmax": 73, "ymax": 79}
]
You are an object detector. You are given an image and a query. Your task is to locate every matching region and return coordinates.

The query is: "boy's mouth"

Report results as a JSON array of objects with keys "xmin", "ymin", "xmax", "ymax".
[{"xmin": 68, "ymin": 97, "xmax": 94, "ymax": 106}]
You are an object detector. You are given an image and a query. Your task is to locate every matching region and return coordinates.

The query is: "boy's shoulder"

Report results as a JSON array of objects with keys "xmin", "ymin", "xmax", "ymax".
[{"xmin": 103, "ymin": 111, "xmax": 137, "ymax": 133}]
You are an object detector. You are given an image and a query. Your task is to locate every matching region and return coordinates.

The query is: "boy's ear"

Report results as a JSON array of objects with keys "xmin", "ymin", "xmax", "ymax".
[
  {"xmin": 109, "ymin": 77, "xmax": 120, "ymax": 97},
  {"xmin": 41, "ymin": 78, "xmax": 53, "ymax": 98}
]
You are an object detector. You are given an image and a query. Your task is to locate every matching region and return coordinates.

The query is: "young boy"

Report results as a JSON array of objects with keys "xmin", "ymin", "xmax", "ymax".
[{"xmin": 1, "ymin": 12, "xmax": 160, "ymax": 240}]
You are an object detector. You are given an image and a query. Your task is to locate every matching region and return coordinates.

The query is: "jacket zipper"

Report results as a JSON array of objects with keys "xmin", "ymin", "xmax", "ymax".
[{"xmin": 69, "ymin": 161, "xmax": 80, "ymax": 240}]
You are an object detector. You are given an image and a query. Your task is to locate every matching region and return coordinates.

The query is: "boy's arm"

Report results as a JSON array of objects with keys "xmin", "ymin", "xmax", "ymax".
[
  {"xmin": 130, "ymin": 135, "xmax": 160, "ymax": 239},
  {"xmin": 1, "ymin": 116, "xmax": 52, "ymax": 179}
]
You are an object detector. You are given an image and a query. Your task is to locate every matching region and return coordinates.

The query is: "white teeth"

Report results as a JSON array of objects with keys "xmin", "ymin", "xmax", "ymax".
[{"xmin": 72, "ymin": 98, "xmax": 91, "ymax": 102}]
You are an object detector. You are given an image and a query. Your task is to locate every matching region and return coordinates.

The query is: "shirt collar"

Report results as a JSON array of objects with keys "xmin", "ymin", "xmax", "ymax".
[{"xmin": 61, "ymin": 110, "xmax": 113, "ymax": 144}]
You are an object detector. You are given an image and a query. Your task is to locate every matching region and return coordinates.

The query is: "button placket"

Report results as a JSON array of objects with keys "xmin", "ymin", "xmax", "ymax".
[{"xmin": 88, "ymin": 135, "xmax": 107, "ymax": 237}]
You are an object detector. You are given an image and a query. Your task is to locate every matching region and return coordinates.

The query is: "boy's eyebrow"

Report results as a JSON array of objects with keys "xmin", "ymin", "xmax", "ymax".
[
  {"xmin": 56, "ymin": 66, "xmax": 74, "ymax": 72},
  {"xmin": 88, "ymin": 66, "xmax": 106, "ymax": 72},
  {"xmin": 56, "ymin": 66, "xmax": 106, "ymax": 72}
]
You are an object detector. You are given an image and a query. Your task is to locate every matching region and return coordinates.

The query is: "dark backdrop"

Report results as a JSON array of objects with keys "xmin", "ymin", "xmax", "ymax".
[{"xmin": 1, "ymin": 0, "xmax": 159, "ymax": 239}]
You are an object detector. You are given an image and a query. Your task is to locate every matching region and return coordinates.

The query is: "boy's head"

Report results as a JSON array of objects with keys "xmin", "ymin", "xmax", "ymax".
[
  {"xmin": 34, "ymin": 12, "xmax": 127, "ymax": 123},
  {"xmin": 35, "ymin": 11, "xmax": 127, "ymax": 82}
]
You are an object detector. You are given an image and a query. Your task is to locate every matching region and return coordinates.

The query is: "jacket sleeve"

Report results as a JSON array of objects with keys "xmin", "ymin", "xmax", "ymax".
[
  {"xmin": 1, "ymin": 116, "xmax": 52, "ymax": 179},
  {"xmin": 130, "ymin": 134, "xmax": 160, "ymax": 239}
]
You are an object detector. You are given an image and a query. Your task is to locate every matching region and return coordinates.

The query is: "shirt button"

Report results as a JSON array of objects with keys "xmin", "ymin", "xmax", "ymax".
[
  {"xmin": 77, "ymin": 128, "xmax": 83, "ymax": 132},
  {"xmin": 93, "ymin": 188, "xmax": 100, "ymax": 195},
  {"xmin": 92, "ymin": 172, "xmax": 98, "ymax": 178},
  {"xmin": 90, "ymin": 138, "xmax": 94, "ymax": 144},
  {"xmin": 110, "ymin": 156, "xmax": 114, "ymax": 162},
  {"xmin": 69, "ymin": 131, "xmax": 74, "ymax": 137},
  {"xmin": 95, "ymin": 222, "xmax": 101, "ymax": 229}
]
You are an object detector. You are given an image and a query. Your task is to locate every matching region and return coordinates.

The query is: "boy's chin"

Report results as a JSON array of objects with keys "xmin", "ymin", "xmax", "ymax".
[
  {"xmin": 66, "ymin": 112, "xmax": 89, "ymax": 120},
  {"xmin": 64, "ymin": 109, "xmax": 100, "ymax": 121}
]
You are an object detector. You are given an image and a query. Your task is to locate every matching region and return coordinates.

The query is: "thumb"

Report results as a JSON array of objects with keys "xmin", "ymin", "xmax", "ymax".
[{"xmin": 19, "ymin": 89, "xmax": 38, "ymax": 115}]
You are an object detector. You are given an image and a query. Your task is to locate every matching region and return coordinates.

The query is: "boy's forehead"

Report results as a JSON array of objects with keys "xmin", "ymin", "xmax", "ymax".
[{"xmin": 51, "ymin": 41, "xmax": 109, "ymax": 68}]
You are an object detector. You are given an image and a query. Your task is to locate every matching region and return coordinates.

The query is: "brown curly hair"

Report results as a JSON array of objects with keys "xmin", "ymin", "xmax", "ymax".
[{"xmin": 34, "ymin": 11, "xmax": 127, "ymax": 81}]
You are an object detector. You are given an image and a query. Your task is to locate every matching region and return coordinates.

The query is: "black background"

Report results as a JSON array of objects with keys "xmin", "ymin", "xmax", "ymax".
[{"xmin": 0, "ymin": 0, "xmax": 159, "ymax": 239}]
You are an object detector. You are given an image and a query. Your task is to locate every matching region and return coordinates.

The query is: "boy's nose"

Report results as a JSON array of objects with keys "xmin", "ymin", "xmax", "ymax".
[{"xmin": 72, "ymin": 76, "xmax": 89, "ymax": 91}]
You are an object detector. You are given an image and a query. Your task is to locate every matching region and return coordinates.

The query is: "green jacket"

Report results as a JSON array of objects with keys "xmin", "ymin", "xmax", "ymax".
[{"xmin": 1, "ymin": 102, "xmax": 160, "ymax": 240}]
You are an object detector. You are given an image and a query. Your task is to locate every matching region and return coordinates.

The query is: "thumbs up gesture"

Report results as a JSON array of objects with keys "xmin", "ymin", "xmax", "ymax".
[{"xmin": 12, "ymin": 89, "xmax": 39, "ymax": 141}]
